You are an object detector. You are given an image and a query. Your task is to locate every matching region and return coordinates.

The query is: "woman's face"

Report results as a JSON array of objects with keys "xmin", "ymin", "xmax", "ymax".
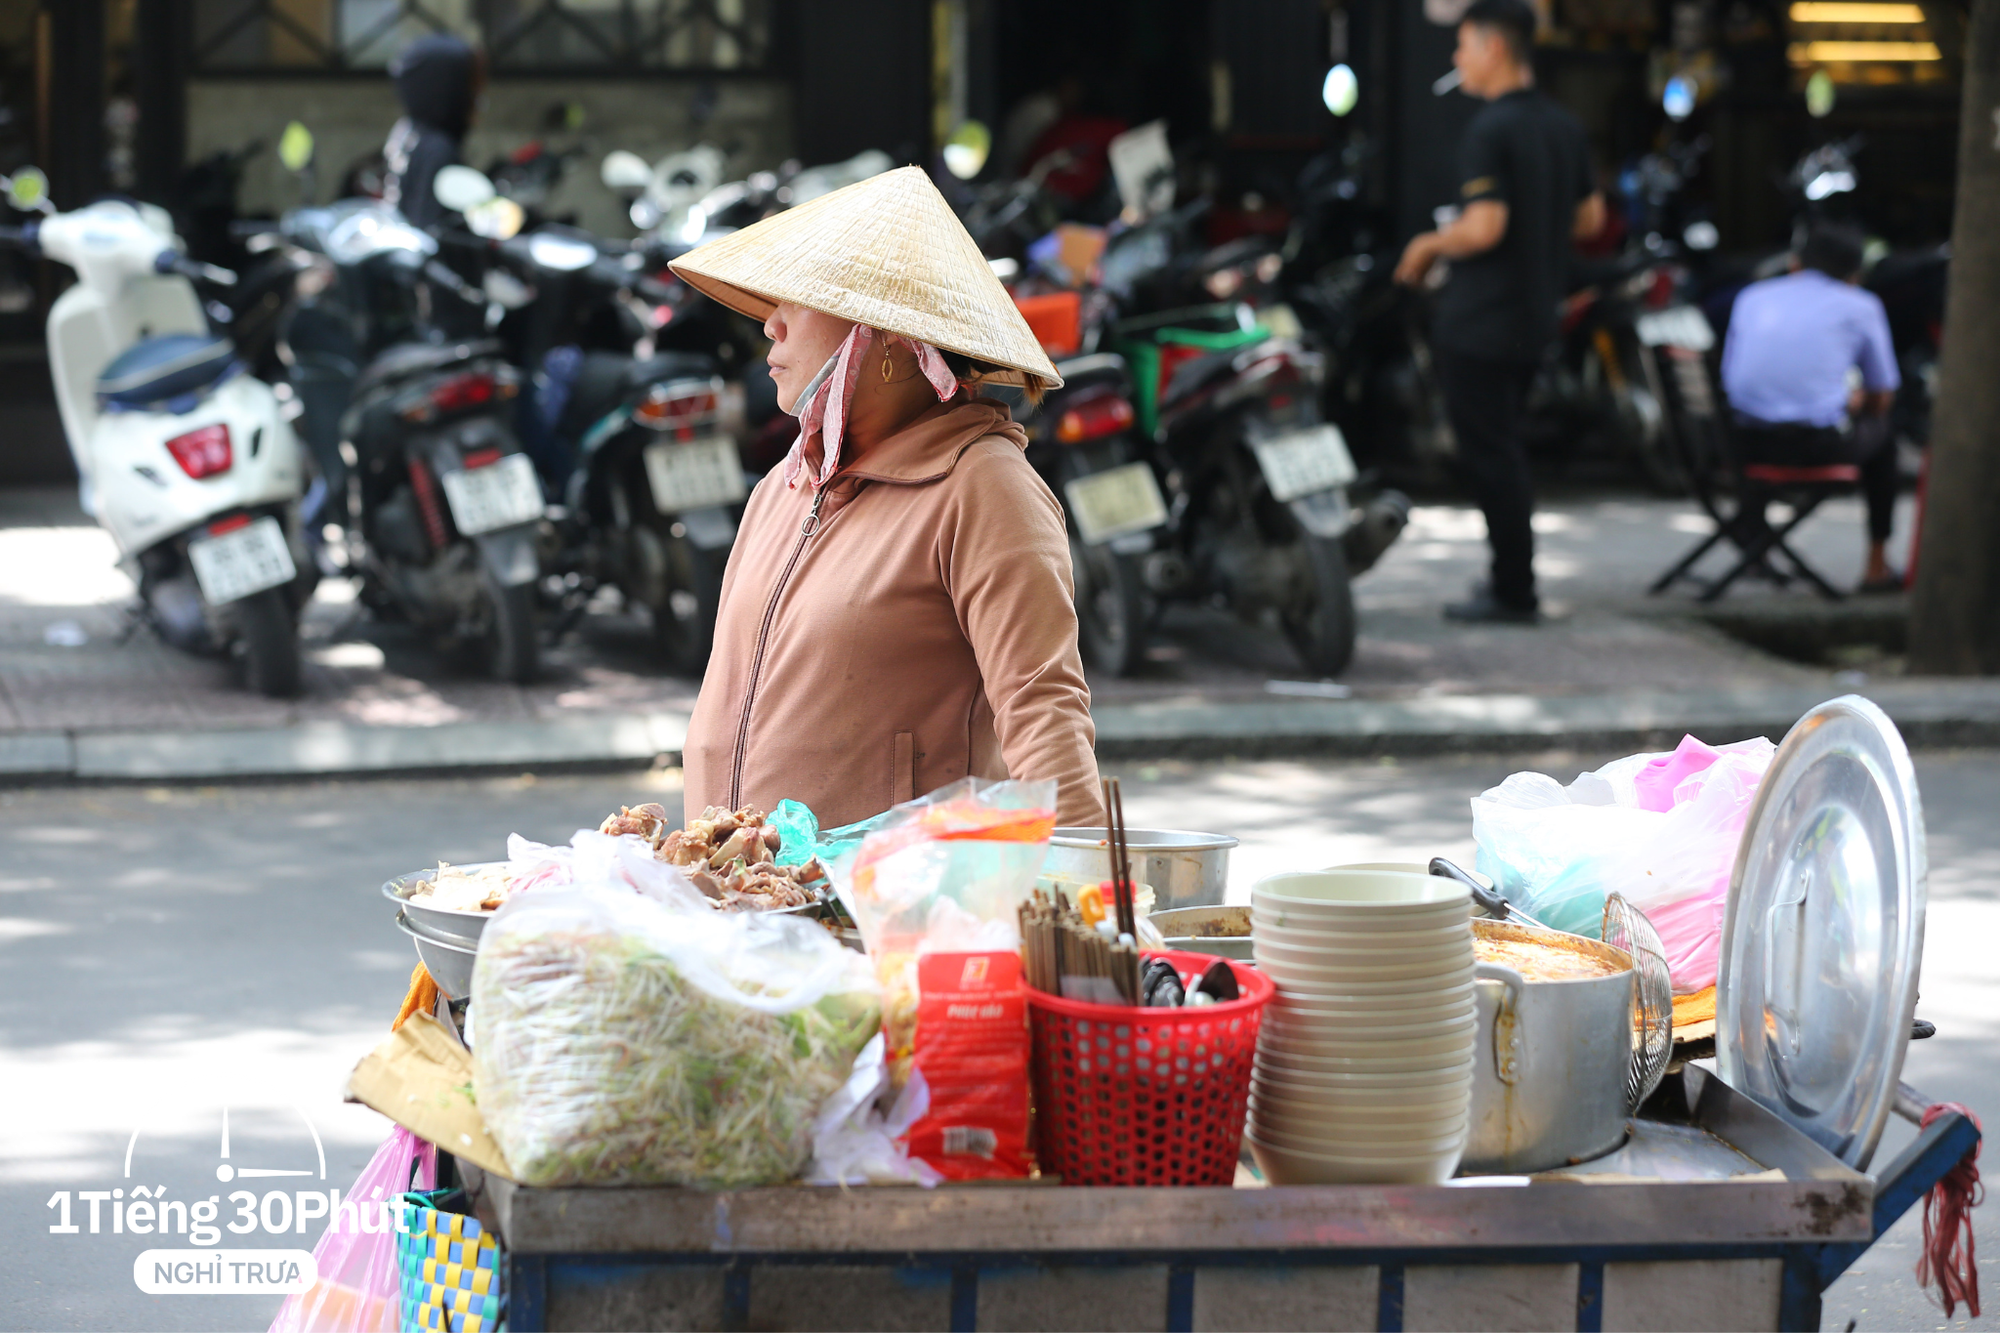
[{"xmin": 764, "ymin": 302, "xmax": 857, "ymax": 413}]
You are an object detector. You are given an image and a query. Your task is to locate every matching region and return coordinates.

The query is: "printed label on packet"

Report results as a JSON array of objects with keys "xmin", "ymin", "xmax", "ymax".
[{"xmin": 904, "ymin": 951, "xmax": 1033, "ymax": 1180}]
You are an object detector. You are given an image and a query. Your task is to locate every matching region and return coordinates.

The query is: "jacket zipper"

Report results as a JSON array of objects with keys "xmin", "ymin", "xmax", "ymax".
[{"xmin": 728, "ymin": 484, "xmax": 829, "ymax": 809}]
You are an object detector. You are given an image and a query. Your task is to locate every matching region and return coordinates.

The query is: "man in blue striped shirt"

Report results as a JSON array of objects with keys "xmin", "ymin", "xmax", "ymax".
[{"xmin": 1720, "ymin": 224, "xmax": 1903, "ymax": 592}]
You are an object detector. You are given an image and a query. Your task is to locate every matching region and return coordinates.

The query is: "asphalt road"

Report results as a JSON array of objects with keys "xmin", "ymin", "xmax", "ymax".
[{"xmin": 1, "ymin": 752, "xmax": 1994, "ymax": 1332}]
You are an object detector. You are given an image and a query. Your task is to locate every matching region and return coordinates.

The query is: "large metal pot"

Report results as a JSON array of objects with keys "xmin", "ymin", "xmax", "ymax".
[
  {"xmin": 1045, "ymin": 828, "xmax": 1237, "ymax": 911},
  {"xmin": 1462, "ymin": 920, "xmax": 1635, "ymax": 1174}
]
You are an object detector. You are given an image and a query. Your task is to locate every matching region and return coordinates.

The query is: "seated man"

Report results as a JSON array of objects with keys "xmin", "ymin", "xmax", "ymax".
[{"xmin": 1719, "ymin": 223, "xmax": 1902, "ymax": 592}]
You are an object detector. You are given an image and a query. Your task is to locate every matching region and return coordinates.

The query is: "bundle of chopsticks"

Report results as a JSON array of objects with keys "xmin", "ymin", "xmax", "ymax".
[
  {"xmin": 1102, "ymin": 776, "xmax": 1137, "ymax": 939},
  {"xmin": 1019, "ymin": 887, "xmax": 1142, "ymax": 1004},
  {"xmin": 1016, "ymin": 778, "xmax": 1144, "ymax": 1005}
]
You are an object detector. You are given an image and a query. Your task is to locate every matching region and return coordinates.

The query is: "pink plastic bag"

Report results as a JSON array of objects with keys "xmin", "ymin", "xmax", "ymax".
[
  {"xmin": 1631, "ymin": 734, "xmax": 1730, "ymax": 812},
  {"xmin": 1474, "ymin": 735, "xmax": 1773, "ymax": 994},
  {"xmin": 268, "ymin": 1127, "xmax": 435, "ymax": 1333},
  {"xmin": 1601, "ymin": 742, "xmax": 1772, "ymax": 993}
]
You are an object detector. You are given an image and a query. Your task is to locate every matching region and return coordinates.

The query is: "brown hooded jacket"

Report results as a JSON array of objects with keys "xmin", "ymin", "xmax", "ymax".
[{"xmin": 681, "ymin": 398, "xmax": 1104, "ymax": 830}]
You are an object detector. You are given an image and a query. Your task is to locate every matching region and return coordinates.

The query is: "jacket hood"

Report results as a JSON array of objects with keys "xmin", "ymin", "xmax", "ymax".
[{"xmin": 391, "ymin": 34, "xmax": 476, "ymax": 138}]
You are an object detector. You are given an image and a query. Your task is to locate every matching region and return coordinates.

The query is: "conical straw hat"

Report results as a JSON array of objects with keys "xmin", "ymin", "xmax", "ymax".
[{"xmin": 669, "ymin": 166, "xmax": 1063, "ymax": 390}]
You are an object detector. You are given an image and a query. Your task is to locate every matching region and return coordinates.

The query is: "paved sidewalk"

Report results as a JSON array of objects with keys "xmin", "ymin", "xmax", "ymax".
[{"xmin": 3, "ymin": 482, "xmax": 1992, "ymax": 780}]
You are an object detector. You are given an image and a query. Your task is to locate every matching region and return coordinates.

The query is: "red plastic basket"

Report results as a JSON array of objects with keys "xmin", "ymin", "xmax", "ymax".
[{"xmin": 1026, "ymin": 950, "xmax": 1273, "ymax": 1186}]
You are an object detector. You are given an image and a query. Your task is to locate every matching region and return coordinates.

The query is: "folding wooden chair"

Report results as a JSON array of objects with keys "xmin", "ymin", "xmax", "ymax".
[{"xmin": 1649, "ymin": 364, "xmax": 1857, "ymax": 603}]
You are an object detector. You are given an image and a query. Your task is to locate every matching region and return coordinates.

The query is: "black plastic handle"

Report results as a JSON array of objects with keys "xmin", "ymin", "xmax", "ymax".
[{"xmin": 1428, "ymin": 856, "xmax": 1512, "ymax": 919}]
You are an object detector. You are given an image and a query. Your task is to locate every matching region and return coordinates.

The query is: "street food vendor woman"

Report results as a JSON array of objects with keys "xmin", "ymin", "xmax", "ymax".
[{"xmin": 668, "ymin": 167, "xmax": 1104, "ymax": 829}]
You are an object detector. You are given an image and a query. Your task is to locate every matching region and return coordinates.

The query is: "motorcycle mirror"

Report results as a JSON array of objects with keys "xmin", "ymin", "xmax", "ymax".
[
  {"xmin": 434, "ymin": 164, "xmax": 498, "ymax": 214},
  {"xmin": 278, "ymin": 121, "xmax": 315, "ymax": 173},
  {"xmin": 526, "ymin": 231, "xmax": 598, "ymax": 272},
  {"xmin": 1805, "ymin": 69, "xmax": 1835, "ymax": 119},
  {"xmin": 465, "ymin": 195, "xmax": 525, "ymax": 241},
  {"xmin": 1322, "ymin": 64, "xmax": 1359, "ymax": 117},
  {"xmin": 5, "ymin": 165, "xmax": 48, "ymax": 213},
  {"xmin": 1662, "ymin": 75, "xmax": 1695, "ymax": 122},
  {"xmin": 942, "ymin": 120, "xmax": 991, "ymax": 180},
  {"xmin": 601, "ymin": 150, "xmax": 652, "ymax": 194}
]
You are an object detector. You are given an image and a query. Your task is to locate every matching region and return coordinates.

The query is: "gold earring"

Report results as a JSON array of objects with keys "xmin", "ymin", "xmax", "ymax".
[{"xmin": 881, "ymin": 351, "xmax": 893, "ymax": 382}]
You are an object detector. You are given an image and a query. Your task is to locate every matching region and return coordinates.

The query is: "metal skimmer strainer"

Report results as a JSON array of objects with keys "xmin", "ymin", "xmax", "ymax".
[{"xmin": 1602, "ymin": 892, "xmax": 1674, "ymax": 1110}]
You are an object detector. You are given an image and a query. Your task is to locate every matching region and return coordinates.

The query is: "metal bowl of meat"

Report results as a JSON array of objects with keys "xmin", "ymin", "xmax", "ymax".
[
  {"xmin": 394, "ymin": 910, "xmax": 479, "ymax": 1001},
  {"xmin": 383, "ymin": 863, "xmax": 505, "ymax": 949}
]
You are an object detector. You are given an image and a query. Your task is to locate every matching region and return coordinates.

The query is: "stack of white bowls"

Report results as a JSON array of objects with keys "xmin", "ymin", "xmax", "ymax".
[{"xmin": 1246, "ymin": 867, "xmax": 1476, "ymax": 1185}]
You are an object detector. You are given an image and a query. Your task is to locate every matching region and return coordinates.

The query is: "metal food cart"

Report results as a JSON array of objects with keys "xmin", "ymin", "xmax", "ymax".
[
  {"xmin": 439, "ymin": 697, "xmax": 1974, "ymax": 1332},
  {"xmin": 461, "ymin": 1066, "xmax": 1976, "ymax": 1332}
]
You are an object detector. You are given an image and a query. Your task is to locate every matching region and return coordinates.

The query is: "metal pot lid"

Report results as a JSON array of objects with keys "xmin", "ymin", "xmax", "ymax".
[{"xmin": 1717, "ymin": 695, "xmax": 1925, "ymax": 1169}]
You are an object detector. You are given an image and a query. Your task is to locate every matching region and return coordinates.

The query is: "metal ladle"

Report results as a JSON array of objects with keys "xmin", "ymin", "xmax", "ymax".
[{"xmin": 1427, "ymin": 856, "xmax": 1555, "ymax": 933}]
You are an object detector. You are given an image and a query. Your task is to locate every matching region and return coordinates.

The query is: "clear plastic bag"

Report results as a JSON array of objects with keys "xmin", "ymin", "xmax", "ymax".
[
  {"xmin": 827, "ymin": 778, "xmax": 1055, "ymax": 1179},
  {"xmin": 502, "ymin": 829, "xmax": 711, "ymax": 909},
  {"xmin": 267, "ymin": 1128, "xmax": 434, "ymax": 1333},
  {"xmin": 1473, "ymin": 735, "xmax": 1774, "ymax": 993},
  {"xmin": 832, "ymin": 777, "xmax": 1058, "ymax": 963},
  {"xmin": 829, "ymin": 777, "xmax": 1056, "ymax": 1077},
  {"xmin": 471, "ymin": 885, "xmax": 881, "ymax": 1188},
  {"xmin": 804, "ymin": 1031, "xmax": 941, "ymax": 1187}
]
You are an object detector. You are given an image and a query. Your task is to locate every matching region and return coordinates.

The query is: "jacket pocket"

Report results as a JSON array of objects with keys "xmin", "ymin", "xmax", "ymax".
[{"xmin": 893, "ymin": 731, "xmax": 915, "ymax": 806}]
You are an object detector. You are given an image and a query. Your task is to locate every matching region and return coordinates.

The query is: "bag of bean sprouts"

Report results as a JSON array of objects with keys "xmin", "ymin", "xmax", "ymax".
[{"xmin": 470, "ymin": 885, "xmax": 880, "ymax": 1189}]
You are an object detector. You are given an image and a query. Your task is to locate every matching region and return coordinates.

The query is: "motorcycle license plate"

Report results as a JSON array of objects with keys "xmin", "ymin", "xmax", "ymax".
[
  {"xmin": 644, "ymin": 436, "xmax": 747, "ymax": 514},
  {"xmin": 187, "ymin": 516, "xmax": 296, "ymax": 605},
  {"xmin": 441, "ymin": 453, "xmax": 543, "ymax": 535},
  {"xmin": 1065, "ymin": 462, "xmax": 1168, "ymax": 546},
  {"xmin": 1252, "ymin": 423, "xmax": 1357, "ymax": 502},
  {"xmin": 1636, "ymin": 305, "xmax": 1715, "ymax": 351}
]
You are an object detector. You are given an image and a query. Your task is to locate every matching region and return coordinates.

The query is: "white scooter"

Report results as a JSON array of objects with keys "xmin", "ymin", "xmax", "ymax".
[{"xmin": 1, "ymin": 168, "xmax": 314, "ymax": 696}]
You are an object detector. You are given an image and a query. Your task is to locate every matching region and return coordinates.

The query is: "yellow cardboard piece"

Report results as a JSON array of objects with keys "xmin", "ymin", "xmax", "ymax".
[{"xmin": 345, "ymin": 1011, "xmax": 515, "ymax": 1180}]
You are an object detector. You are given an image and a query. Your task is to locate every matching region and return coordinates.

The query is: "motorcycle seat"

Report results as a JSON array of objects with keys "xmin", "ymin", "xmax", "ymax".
[
  {"xmin": 353, "ymin": 339, "xmax": 504, "ymax": 399},
  {"xmin": 97, "ymin": 334, "xmax": 238, "ymax": 411}
]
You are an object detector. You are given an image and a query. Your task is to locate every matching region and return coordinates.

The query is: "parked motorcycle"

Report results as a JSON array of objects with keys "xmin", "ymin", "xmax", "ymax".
[
  {"xmin": 271, "ymin": 176, "xmax": 545, "ymax": 681},
  {"xmin": 0, "ymin": 168, "xmax": 315, "ymax": 695},
  {"xmin": 1116, "ymin": 305, "xmax": 1362, "ymax": 676},
  {"xmin": 968, "ymin": 152, "xmax": 1398, "ymax": 679},
  {"xmin": 1013, "ymin": 346, "xmax": 1162, "ymax": 676},
  {"xmin": 471, "ymin": 206, "xmax": 741, "ymax": 672},
  {"xmin": 1526, "ymin": 238, "xmax": 1707, "ymax": 493}
]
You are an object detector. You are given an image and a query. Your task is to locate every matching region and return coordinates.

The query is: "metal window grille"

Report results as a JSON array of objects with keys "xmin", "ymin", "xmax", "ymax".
[{"xmin": 191, "ymin": 0, "xmax": 771, "ymax": 73}]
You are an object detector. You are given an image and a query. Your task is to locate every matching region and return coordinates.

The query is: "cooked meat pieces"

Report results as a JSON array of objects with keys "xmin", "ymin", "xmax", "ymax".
[
  {"xmin": 708, "ymin": 825, "xmax": 772, "ymax": 869},
  {"xmin": 597, "ymin": 801, "xmax": 826, "ymax": 911},
  {"xmin": 599, "ymin": 802, "xmax": 672, "ymax": 842}
]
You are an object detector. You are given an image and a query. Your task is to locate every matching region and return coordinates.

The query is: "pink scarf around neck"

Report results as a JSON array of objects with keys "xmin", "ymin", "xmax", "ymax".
[{"xmin": 783, "ymin": 325, "xmax": 960, "ymax": 490}]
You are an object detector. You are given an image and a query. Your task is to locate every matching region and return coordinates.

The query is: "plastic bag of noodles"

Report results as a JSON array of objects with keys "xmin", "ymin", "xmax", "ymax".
[{"xmin": 471, "ymin": 884, "xmax": 880, "ymax": 1188}]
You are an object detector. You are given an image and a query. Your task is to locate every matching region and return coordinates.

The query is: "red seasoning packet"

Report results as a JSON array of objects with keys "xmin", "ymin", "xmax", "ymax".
[{"xmin": 903, "ymin": 951, "xmax": 1034, "ymax": 1180}]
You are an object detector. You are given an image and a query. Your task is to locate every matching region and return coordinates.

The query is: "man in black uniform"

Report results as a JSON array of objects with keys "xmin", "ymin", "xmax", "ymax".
[{"xmin": 1396, "ymin": 0, "xmax": 1602, "ymax": 623}]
